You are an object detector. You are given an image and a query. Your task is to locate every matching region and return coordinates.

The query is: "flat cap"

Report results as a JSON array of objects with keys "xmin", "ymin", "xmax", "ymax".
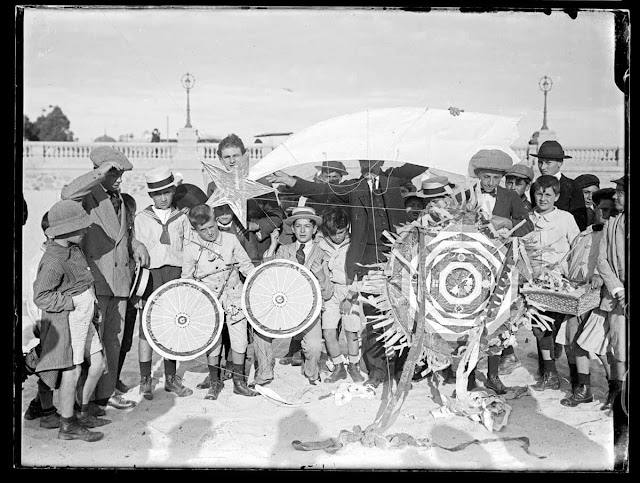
[
  {"xmin": 506, "ymin": 162, "xmax": 535, "ymax": 181},
  {"xmin": 611, "ymin": 174, "xmax": 627, "ymax": 188},
  {"xmin": 470, "ymin": 149, "xmax": 513, "ymax": 175},
  {"xmin": 574, "ymin": 174, "xmax": 600, "ymax": 190},
  {"xmin": 89, "ymin": 146, "xmax": 133, "ymax": 171}
]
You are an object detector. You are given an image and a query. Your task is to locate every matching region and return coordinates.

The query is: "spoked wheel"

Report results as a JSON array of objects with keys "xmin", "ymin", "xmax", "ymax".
[
  {"xmin": 242, "ymin": 259, "xmax": 322, "ymax": 338},
  {"xmin": 141, "ymin": 278, "xmax": 224, "ymax": 361}
]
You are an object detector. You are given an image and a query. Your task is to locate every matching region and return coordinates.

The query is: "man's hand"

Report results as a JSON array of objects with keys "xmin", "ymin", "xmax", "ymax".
[
  {"xmin": 588, "ymin": 274, "xmax": 603, "ymax": 290},
  {"xmin": 133, "ymin": 244, "xmax": 150, "ymax": 268},
  {"xmin": 448, "ymin": 106, "xmax": 464, "ymax": 117},
  {"xmin": 310, "ymin": 259, "xmax": 327, "ymax": 283},
  {"xmin": 340, "ymin": 297, "xmax": 354, "ymax": 315},
  {"xmin": 265, "ymin": 171, "xmax": 297, "ymax": 187},
  {"xmin": 615, "ymin": 288, "xmax": 626, "ymax": 307},
  {"xmin": 96, "ymin": 160, "xmax": 125, "ymax": 176},
  {"xmin": 491, "ymin": 216, "xmax": 513, "ymax": 231}
]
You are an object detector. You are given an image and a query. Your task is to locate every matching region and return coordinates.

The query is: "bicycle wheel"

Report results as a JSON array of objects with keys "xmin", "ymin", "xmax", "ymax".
[
  {"xmin": 242, "ymin": 259, "xmax": 322, "ymax": 338},
  {"xmin": 141, "ymin": 278, "xmax": 224, "ymax": 361}
]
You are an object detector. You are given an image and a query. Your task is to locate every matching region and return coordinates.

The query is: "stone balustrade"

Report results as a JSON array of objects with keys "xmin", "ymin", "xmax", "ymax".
[{"xmin": 21, "ymin": 141, "xmax": 625, "ymax": 193}]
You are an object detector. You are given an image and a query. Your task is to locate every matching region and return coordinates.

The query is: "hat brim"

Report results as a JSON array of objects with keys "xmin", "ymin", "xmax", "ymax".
[
  {"xmin": 129, "ymin": 263, "xmax": 151, "ymax": 299},
  {"xmin": 417, "ymin": 191, "xmax": 447, "ymax": 199},
  {"xmin": 285, "ymin": 214, "xmax": 323, "ymax": 226},
  {"xmin": 147, "ymin": 181, "xmax": 179, "ymax": 193},
  {"xmin": 314, "ymin": 165, "xmax": 349, "ymax": 175},
  {"xmin": 530, "ymin": 154, "xmax": 572, "ymax": 160},
  {"xmin": 45, "ymin": 218, "xmax": 92, "ymax": 237},
  {"xmin": 505, "ymin": 172, "xmax": 531, "ymax": 180}
]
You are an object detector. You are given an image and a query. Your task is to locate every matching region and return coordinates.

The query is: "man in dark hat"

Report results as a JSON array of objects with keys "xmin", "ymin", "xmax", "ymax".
[
  {"xmin": 316, "ymin": 161, "xmax": 349, "ymax": 184},
  {"xmin": 574, "ymin": 173, "xmax": 601, "ymax": 227},
  {"xmin": 266, "ymin": 160, "xmax": 427, "ymax": 388},
  {"xmin": 529, "ymin": 140, "xmax": 588, "ymax": 231}
]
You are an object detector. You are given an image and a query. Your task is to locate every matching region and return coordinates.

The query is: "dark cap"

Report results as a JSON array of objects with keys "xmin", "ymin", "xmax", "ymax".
[
  {"xmin": 574, "ymin": 174, "xmax": 600, "ymax": 189},
  {"xmin": 611, "ymin": 174, "xmax": 627, "ymax": 188}
]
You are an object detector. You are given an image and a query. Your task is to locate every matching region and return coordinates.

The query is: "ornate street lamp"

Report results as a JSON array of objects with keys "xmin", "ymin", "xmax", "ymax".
[
  {"xmin": 181, "ymin": 73, "xmax": 196, "ymax": 128},
  {"xmin": 538, "ymin": 75, "xmax": 553, "ymax": 130}
]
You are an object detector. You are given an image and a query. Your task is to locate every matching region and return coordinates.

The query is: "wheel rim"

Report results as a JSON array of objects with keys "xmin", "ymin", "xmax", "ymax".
[
  {"xmin": 141, "ymin": 279, "xmax": 224, "ymax": 361},
  {"xmin": 242, "ymin": 259, "xmax": 322, "ymax": 338}
]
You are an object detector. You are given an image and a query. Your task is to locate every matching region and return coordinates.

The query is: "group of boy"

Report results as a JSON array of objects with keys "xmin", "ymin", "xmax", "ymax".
[{"xmin": 24, "ymin": 133, "xmax": 627, "ymax": 443}]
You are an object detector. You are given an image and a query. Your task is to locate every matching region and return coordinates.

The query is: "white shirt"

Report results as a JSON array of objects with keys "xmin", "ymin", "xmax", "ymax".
[
  {"xmin": 366, "ymin": 174, "xmax": 380, "ymax": 191},
  {"xmin": 152, "ymin": 206, "xmax": 171, "ymax": 224},
  {"xmin": 480, "ymin": 191, "xmax": 497, "ymax": 216}
]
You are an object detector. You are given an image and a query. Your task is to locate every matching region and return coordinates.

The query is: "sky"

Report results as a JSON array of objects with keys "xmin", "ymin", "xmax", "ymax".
[{"xmin": 20, "ymin": 6, "xmax": 626, "ymax": 148}]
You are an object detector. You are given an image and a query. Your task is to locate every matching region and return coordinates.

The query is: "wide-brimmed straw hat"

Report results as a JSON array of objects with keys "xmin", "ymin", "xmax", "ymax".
[
  {"xmin": 314, "ymin": 161, "xmax": 348, "ymax": 176},
  {"xmin": 470, "ymin": 149, "xmax": 513, "ymax": 174},
  {"xmin": 416, "ymin": 176, "xmax": 450, "ymax": 199},
  {"xmin": 145, "ymin": 167, "xmax": 182, "ymax": 193},
  {"xmin": 45, "ymin": 200, "xmax": 92, "ymax": 237},
  {"xmin": 285, "ymin": 205, "xmax": 322, "ymax": 226},
  {"xmin": 530, "ymin": 140, "xmax": 572, "ymax": 160},
  {"xmin": 506, "ymin": 162, "xmax": 535, "ymax": 182},
  {"xmin": 90, "ymin": 146, "xmax": 133, "ymax": 171}
]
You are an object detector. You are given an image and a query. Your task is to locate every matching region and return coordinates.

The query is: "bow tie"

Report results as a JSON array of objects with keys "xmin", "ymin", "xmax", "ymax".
[{"xmin": 482, "ymin": 190, "xmax": 497, "ymax": 198}]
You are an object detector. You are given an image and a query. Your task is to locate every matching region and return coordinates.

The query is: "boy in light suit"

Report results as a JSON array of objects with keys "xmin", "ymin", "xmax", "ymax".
[{"xmin": 252, "ymin": 205, "xmax": 334, "ymax": 386}]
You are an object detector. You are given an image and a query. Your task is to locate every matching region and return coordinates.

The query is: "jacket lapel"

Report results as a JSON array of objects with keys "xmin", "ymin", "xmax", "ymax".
[{"xmin": 90, "ymin": 187, "xmax": 120, "ymax": 236}]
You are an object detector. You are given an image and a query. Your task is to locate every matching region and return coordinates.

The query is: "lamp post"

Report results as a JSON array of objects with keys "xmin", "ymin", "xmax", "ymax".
[
  {"xmin": 539, "ymin": 75, "xmax": 553, "ymax": 130},
  {"xmin": 181, "ymin": 73, "xmax": 195, "ymax": 128}
]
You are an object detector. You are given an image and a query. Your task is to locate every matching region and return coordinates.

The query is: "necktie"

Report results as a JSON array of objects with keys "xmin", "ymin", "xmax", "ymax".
[
  {"xmin": 482, "ymin": 190, "xmax": 497, "ymax": 198},
  {"xmin": 107, "ymin": 190, "xmax": 121, "ymax": 216},
  {"xmin": 296, "ymin": 243, "xmax": 306, "ymax": 265}
]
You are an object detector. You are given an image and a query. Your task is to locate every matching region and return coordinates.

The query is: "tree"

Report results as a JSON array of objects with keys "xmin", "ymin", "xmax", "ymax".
[
  {"xmin": 23, "ymin": 115, "xmax": 39, "ymax": 141},
  {"xmin": 32, "ymin": 106, "xmax": 75, "ymax": 141}
]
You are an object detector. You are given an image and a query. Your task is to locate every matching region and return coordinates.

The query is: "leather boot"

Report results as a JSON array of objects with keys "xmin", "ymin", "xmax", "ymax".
[
  {"xmin": 165, "ymin": 374, "xmax": 193, "ymax": 397},
  {"xmin": 601, "ymin": 380, "xmax": 621, "ymax": 411},
  {"xmin": 24, "ymin": 400, "xmax": 42, "ymax": 420},
  {"xmin": 39, "ymin": 411, "xmax": 61, "ymax": 429},
  {"xmin": 347, "ymin": 362, "xmax": 365, "ymax": 383},
  {"xmin": 204, "ymin": 381, "xmax": 224, "ymax": 400},
  {"xmin": 324, "ymin": 363, "xmax": 348, "ymax": 383},
  {"xmin": 484, "ymin": 374, "xmax": 507, "ymax": 395},
  {"xmin": 291, "ymin": 350, "xmax": 304, "ymax": 366},
  {"xmin": 221, "ymin": 360, "xmax": 234, "ymax": 381},
  {"xmin": 77, "ymin": 412, "xmax": 112, "ymax": 428},
  {"xmin": 532, "ymin": 371, "xmax": 560, "ymax": 391},
  {"xmin": 58, "ymin": 418, "xmax": 104, "ymax": 442},
  {"xmin": 561, "ymin": 384, "xmax": 594, "ymax": 407},
  {"xmin": 139, "ymin": 375, "xmax": 153, "ymax": 400},
  {"xmin": 233, "ymin": 373, "xmax": 258, "ymax": 396}
]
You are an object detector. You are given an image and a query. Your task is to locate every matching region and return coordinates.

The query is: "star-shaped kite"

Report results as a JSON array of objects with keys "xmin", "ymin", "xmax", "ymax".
[{"xmin": 202, "ymin": 160, "xmax": 276, "ymax": 229}]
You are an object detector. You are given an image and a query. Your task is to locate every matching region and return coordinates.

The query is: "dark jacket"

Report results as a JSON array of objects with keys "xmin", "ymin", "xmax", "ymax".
[
  {"xmin": 288, "ymin": 164, "xmax": 427, "ymax": 283},
  {"xmin": 530, "ymin": 174, "xmax": 588, "ymax": 232},
  {"xmin": 491, "ymin": 186, "xmax": 534, "ymax": 237}
]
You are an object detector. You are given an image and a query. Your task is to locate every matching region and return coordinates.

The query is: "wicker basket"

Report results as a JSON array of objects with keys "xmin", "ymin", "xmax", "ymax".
[{"xmin": 520, "ymin": 284, "xmax": 600, "ymax": 316}]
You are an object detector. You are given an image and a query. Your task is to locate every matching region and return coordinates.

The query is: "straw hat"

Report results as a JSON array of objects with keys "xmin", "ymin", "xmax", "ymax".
[
  {"xmin": 89, "ymin": 146, "xmax": 133, "ymax": 170},
  {"xmin": 416, "ymin": 176, "xmax": 450, "ymax": 199},
  {"xmin": 530, "ymin": 140, "xmax": 572, "ymax": 160},
  {"xmin": 285, "ymin": 205, "xmax": 322, "ymax": 226},
  {"xmin": 45, "ymin": 200, "xmax": 92, "ymax": 237},
  {"xmin": 145, "ymin": 167, "xmax": 182, "ymax": 193},
  {"xmin": 129, "ymin": 262, "xmax": 151, "ymax": 299}
]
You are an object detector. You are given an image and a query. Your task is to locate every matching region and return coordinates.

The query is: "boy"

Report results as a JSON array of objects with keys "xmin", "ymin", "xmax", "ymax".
[
  {"xmin": 466, "ymin": 150, "xmax": 534, "ymax": 395},
  {"xmin": 23, "ymin": 212, "xmax": 60, "ymax": 429},
  {"xmin": 253, "ymin": 205, "xmax": 334, "ymax": 386},
  {"xmin": 33, "ymin": 200, "xmax": 110, "ymax": 442},
  {"xmin": 504, "ymin": 162, "xmax": 534, "ymax": 212},
  {"xmin": 524, "ymin": 175, "xmax": 580, "ymax": 391},
  {"xmin": 182, "ymin": 204, "xmax": 258, "ymax": 400},
  {"xmin": 597, "ymin": 176, "xmax": 627, "ymax": 412},
  {"xmin": 135, "ymin": 167, "xmax": 193, "ymax": 400},
  {"xmin": 559, "ymin": 188, "xmax": 617, "ymax": 407},
  {"xmin": 402, "ymin": 191, "xmax": 426, "ymax": 222},
  {"xmin": 574, "ymin": 174, "xmax": 601, "ymax": 228},
  {"xmin": 317, "ymin": 206, "xmax": 365, "ymax": 383}
]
